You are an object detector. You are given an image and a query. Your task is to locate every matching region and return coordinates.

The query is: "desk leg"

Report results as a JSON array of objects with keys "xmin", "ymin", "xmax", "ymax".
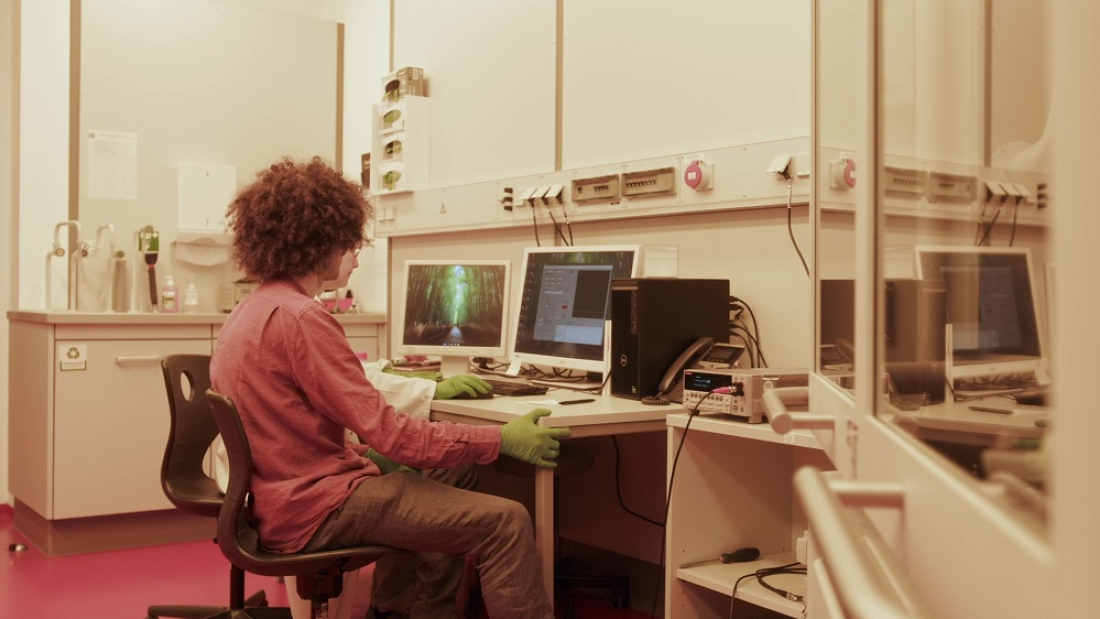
[{"xmin": 534, "ymin": 466, "xmax": 554, "ymax": 600}]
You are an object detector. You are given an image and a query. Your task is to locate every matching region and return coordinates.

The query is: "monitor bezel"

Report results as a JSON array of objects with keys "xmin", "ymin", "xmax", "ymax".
[
  {"xmin": 509, "ymin": 244, "xmax": 641, "ymax": 375},
  {"xmin": 913, "ymin": 244, "xmax": 1045, "ymax": 378},
  {"xmin": 396, "ymin": 259, "xmax": 512, "ymax": 360}
]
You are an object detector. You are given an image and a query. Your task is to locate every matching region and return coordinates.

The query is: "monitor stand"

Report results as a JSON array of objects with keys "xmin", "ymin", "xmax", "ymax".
[{"xmin": 439, "ymin": 355, "xmax": 472, "ymax": 378}]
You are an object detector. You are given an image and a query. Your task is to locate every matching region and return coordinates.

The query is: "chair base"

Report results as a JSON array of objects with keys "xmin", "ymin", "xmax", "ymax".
[
  {"xmin": 193, "ymin": 608, "xmax": 293, "ymax": 619},
  {"xmin": 146, "ymin": 590, "xmax": 270, "ymax": 619}
]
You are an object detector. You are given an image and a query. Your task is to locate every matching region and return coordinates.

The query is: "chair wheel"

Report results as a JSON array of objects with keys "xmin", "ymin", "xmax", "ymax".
[{"xmin": 611, "ymin": 592, "xmax": 631, "ymax": 609}]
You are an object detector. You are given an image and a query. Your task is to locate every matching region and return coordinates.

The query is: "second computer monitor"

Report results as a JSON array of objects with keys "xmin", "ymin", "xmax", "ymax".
[
  {"xmin": 511, "ymin": 245, "xmax": 640, "ymax": 375},
  {"xmin": 914, "ymin": 245, "xmax": 1045, "ymax": 381}
]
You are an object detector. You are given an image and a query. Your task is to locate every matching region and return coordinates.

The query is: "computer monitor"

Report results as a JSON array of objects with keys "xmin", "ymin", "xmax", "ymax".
[
  {"xmin": 510, "ymin": 245, "xmax": 640, "ymax": 378},
  {"xmin": 914, "ymin": 246, "xmax": 1045, "ymax": 383},
  {"xmin": 397, "ymin": 260, "xmax": 511, "ymax": 375}
]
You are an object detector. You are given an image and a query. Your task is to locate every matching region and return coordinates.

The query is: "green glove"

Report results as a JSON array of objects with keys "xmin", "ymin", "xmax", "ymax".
[
  {"xmin": 366, "ymin": 448, "xmax": 420, "ymax": 475},
  {"xmin": 434, "ymin": 375, "xmax": 492, "ymax": 400},
  {"xmin": 382, "ymin": 365, "xmax": 443, "ymax": 381},
  {"xmin": 500, "ymin": 408, "xmax": 572, "ymax": 468}
]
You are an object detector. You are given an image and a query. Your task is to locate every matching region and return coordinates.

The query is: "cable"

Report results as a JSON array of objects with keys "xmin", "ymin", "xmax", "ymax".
[
  {"xmin": 973, "ymin": 202, "xmax": 989, "ymax": 245},
  {"xmin": 557, "ymin": 201, "xmax": 574, "ymax": 246},
  {"xmin": 730, "ymin": 297, "xmax": 767, "ymax": 368},
  {"xmin": 785, "ymin": 179, "xmax": 809, "ymax": 276},
  {"xmin": 530, "ymin": 204, "xmax": 542, "ymax": 247},
  {"xmin": 729, "ymin": 563, "xmax": 807, "ymax": 619},
  {"xmin": 976, "ymin": 205, "xmax": 1002, "ymax": 246},
  {"xmin": 1008, "ymin": 199, "xmax": 1020, "ymax": 246},
  {"xmin": 649, "ymin": 391, "xmax": 721, "ymax": 618},
  {"xmin": 610, "ymin": 436, "xmax": 664, "ymax": 527}
]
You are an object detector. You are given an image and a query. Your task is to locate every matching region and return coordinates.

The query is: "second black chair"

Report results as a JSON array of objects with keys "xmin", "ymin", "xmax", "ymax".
[{"xmin": 206, "ymin": 388, "xmax": 409, "ymax": 619}]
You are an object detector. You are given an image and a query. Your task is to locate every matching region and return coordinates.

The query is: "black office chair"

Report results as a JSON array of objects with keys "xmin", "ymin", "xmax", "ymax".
[
  {"xmin": 493, "ymin": 442, "xmax": 631, "ymax": 619},
  {"xmin": 147, "ymin": 354, "xmax": 275, "ymax": 619},
  {"xmin": 206, "ymin": 388, "xmax": 409, "ymax": 619}
]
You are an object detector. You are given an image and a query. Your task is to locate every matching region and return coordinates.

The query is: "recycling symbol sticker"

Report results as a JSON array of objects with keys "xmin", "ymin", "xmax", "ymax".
[{"xmin": 59, "ymin": 344, "xmax": 88, "ymax": 371}]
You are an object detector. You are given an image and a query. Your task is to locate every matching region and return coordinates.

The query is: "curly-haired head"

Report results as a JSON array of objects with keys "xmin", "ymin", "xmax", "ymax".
[{"xmin": 227, "ymin": 156, "xmax": 369, "ymax": 281}]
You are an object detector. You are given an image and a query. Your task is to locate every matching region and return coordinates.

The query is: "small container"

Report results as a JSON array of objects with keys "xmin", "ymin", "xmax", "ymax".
[
  {"xmin": 183, "ymin": 279, "xmax": 199, "ymax": 314},
  {"xmin": 161, "ymin": 275, "xmax": 179, "ymax": 313}
]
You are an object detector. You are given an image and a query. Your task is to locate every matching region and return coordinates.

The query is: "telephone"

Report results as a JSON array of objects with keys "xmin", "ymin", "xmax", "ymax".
[{"xmin": 642, "ymin": 337, "xmax": 746, "ymax": 405}]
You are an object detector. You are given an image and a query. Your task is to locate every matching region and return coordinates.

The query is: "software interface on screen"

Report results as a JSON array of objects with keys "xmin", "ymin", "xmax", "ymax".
[
  {"xmin": 915, "ymin": 247, "xmax": 1044, "ymax": 382},
  {"xmin": 400, "ymin": 261, "xmax": 510, "ymax": 363},
  {"xmin": 512, "ymin": 246, "xmax": 637, "ymax": 374}
]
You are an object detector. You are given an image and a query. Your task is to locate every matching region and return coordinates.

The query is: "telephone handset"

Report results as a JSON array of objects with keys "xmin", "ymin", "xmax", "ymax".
[
  {"xmin": 656, "ymin": 337, "xmax": 714, "ymax": 395},
  {"xmin": 643, "ymin": 337, "xmax": 746, "ymax": 405}
]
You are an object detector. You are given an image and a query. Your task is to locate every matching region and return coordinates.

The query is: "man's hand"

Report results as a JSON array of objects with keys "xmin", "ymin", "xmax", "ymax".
[
  {"xmin": 366, "ymin": 448, "xmax": 420, "ymax": 475},
  {"xmin": 500, "ymin": 408, "xmax": 572, "ymax": 468},
  {"xmin": 434, "ymin": 375, "xmax": 492, "ymax": 400}
]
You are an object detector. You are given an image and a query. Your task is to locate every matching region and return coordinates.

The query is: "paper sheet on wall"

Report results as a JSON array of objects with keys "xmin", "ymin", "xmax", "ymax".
[{"xmin": 87, "ymin": 130, "xmax": 138, "ymax": 200}]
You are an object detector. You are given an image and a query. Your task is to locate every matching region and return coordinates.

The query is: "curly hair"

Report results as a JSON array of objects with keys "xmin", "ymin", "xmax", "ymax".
[{"xmin": 227, "ymin": 157, "xmax": 370, "ymax": 281}]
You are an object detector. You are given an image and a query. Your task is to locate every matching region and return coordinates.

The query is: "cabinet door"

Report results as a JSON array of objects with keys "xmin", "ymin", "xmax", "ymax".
[{"xmin": 52, "ymin": 338, "xmax": 211, "ymax": 519}]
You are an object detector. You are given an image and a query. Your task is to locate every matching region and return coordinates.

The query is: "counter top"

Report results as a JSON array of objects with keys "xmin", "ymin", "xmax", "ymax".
[{"xmin": 6, "ymin": 310, "xmax": 386, "ymax": 325}]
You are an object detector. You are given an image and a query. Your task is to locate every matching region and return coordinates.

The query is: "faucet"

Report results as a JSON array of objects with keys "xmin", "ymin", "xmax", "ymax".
[{"xmin": 47, "ymin": 221, "xmax": 82, "ymax": 311}]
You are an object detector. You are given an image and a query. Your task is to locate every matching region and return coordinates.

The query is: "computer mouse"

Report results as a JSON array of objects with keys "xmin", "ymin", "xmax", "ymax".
[{"xmin": 452, "ymin": 389, "xmax": 494, "ymax": 400}]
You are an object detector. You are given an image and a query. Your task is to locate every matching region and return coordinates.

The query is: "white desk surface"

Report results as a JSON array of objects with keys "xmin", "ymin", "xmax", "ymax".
[
  {"xmin": 431, "ymin": 393, "xmax": 679, "ymax": 435},
  {"xmin": 890, "ymin": 396, "xmax": 1048, "ymax": 443}
]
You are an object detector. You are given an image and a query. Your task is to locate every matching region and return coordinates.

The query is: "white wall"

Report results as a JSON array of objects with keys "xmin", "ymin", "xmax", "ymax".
[
  {"xmin": 77, "ymin": 0, "xmax": 339, "ymax": 313},
  {"xmin": 382, "ymin": 0, "xmax": 815, "ymax": 366}
]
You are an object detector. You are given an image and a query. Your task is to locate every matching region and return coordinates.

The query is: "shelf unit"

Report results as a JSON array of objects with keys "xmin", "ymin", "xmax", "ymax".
[
  {"xmin": 665, "ymin": 413, "xmax": 833, "ymax": 618},
  {"xmin": 371, "ymin": 95, "xmax": 430, "ymax": 195}
]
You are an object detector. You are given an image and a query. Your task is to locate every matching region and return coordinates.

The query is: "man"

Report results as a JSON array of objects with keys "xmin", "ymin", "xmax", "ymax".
[{"xmin": 212, "ymin": 156, "xmax": 567, "ymax": 618}]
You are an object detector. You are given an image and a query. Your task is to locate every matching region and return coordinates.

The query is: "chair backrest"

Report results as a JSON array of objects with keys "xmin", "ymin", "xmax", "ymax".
[
  {"xmin": 204, "ymin": 388, "xmax": 271, "ymax": 575},
  {"xmin": 206, "ymin": 387, "xmax": 407, "ymax": 582},
  {"xmin": 160, "ymin": 354, "xmax": 222, "ymax": 517}
]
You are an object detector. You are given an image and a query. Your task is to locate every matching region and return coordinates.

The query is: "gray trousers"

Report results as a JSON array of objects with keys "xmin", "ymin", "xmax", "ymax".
[
  {"xmin": 301, "ymin": 464, "xmax": 553, "ymax": 619},
  {"xmin": 371, "ymin": 464, "xmax": 476, "ymax": 618}
]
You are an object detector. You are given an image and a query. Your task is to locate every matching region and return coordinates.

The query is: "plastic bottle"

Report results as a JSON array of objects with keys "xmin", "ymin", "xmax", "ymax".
[
  {"xmin": 183, "ymin": 278, "xmax": 200, "ymax": 314},
  {"xmin": 161, "ymin": 275, "xmax": 179, "ymax": 313}
]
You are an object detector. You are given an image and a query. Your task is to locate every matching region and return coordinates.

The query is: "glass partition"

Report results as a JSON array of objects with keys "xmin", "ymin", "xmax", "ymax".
[{"xmin": 873, "ymin": 0, "xmax": 1052, "ymax": 530}]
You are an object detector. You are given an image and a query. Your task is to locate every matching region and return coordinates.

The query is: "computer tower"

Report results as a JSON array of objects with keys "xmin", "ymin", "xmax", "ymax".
[
  {"xmin": 610, "ymin": 278, "xmax": 730, "ymax": 400},
  {"xmin": 885, "ymin": 278, "xmax": 947, "ymax": 405},
  {"xmin": 819, "ymin": 278, "xmax": 947, "ymax": 405}
]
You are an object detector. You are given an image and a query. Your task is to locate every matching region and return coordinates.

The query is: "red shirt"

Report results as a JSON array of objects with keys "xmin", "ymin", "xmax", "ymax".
[{"xmin": 211, "ymin": 279, "xmax": 501, "ymax": 553}]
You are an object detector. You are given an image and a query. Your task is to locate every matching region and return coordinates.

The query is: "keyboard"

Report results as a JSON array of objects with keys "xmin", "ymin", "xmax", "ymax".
[{"xmin": 482, "ymin": 378, "xmax": 549, "ymax": 397}]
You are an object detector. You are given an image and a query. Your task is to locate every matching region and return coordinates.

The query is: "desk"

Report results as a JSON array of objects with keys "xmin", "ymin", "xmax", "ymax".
[
  {"xmin": 431, "ymin": 394, "xmax": 674, "ymax": 598},
  {"xmin": 890, "ymin": 396, "xmax": 1048, "ymax": 447}
]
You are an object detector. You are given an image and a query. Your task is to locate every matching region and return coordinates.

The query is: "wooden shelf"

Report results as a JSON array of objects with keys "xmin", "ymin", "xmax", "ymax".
[{"xmin": 676, "ymin": 552, "xmax": 806, "ymax": 618}]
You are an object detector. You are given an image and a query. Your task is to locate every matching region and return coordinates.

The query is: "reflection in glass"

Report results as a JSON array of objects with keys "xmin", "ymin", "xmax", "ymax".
[{"xmin": 872, "ymin": 0, "xmax": 1053, "ymax": 529}]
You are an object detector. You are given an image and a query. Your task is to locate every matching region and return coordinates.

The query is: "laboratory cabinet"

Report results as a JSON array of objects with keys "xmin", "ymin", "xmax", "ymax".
[
  {"xmin": 665, "ymin": 413, "xmax": 832, "ymax": 619},
  {"xmin": 7, "ymin": 311, "xmax": 385, "ymax": 555}
]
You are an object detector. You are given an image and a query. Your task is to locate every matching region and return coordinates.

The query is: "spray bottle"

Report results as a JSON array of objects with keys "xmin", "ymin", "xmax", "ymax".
[{"xmin": 161, "ymin": 275, "xmax": 179, "ymax": 313}]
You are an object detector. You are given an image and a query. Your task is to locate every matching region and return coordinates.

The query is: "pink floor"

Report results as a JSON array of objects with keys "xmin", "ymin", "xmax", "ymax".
[
  {"xmin": 0, "ymin": 504, "xmax": 363, "ymax": 619},
  {"xmin": 1, "ymin": 505, "xmax": 650, "ymax": 619}
]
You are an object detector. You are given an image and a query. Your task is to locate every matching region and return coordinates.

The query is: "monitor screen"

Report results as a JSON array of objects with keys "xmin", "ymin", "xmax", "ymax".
[
  {"xmin": 398, "ymin": 260, "xmax": 511, "ymax": 360},
  {"xmin": 915, "ymin": 246, "xmax": 1043, "ymax": 375},
  {"xmin": 511, "ymin": 245, "xmax": 639, "ymax": 374}
]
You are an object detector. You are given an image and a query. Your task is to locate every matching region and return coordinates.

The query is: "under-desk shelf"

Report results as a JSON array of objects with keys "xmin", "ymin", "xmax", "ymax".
[
  {"xmin": 676, "ymin": 551, "xmax": 806, "ymax": 617},
  {"xmin": 665, "ymin": 413, "xmax": 832, "ymax": 618}
]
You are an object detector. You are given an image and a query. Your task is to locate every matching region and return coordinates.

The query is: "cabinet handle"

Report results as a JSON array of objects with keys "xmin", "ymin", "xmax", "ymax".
[
  {"xmin": 114, "ymin": 356, "xmax": 162, "ymax": 366},
  {"xmin": 762, "ymin": 387, "xmax": 834, "ymax": 434},
  {"xmin": 795, "ymin": 467, "xmax": 934, "ymax": 619}
]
